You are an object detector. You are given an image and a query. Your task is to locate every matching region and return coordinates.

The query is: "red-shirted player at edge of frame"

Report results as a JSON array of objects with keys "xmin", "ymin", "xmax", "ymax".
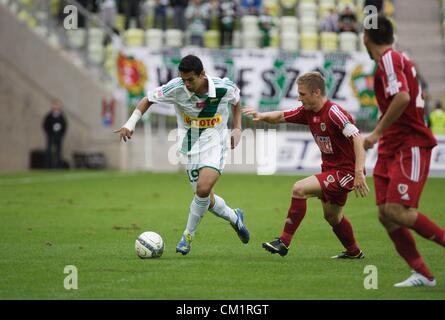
[
  {"xmin": 243, "ymin": 72, "xmax": 370, "ymax": 260},
  {"xmin": 363, "ymin": 15, "xmax": 445, "ymax": 288}
]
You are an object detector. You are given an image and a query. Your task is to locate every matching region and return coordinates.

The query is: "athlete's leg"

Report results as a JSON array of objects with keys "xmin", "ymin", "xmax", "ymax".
[
  {"xmin": 263, "ymin": 175, "xmax": 323, "ymax": 255},
  {"xmin": 176, "ymin": 167, "xmax": 220, "ymax": 255},
  {"xmin": 322, "ymin": 201, "xmax": 362, "ymax": 258}
]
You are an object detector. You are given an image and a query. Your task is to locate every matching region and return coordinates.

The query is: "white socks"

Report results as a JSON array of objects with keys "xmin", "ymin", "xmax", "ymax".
[
  {"xmin": 209, "ymin": 194, "xmax": 237, "ymax": 224},
  {"xmin": 185, "ymin": 194, "xmax": 210, "ymax": 235}
]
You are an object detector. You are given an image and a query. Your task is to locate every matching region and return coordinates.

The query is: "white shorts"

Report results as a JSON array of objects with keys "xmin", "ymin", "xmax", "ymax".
[{"xmin": 184, "ymin": 145, "xmax": 228, "ymax": 192}]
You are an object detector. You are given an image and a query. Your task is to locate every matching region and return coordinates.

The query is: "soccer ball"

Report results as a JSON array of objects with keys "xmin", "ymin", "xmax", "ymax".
[{"xmin": 135, "ymin": 231, "xmax": 164, "ymax": 259}]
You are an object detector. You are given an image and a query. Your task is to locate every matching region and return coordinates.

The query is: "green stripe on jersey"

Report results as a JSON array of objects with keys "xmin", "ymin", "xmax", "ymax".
[{"xmin": 181, "ymin": 87, "xmax": 228, "ymax": 153}]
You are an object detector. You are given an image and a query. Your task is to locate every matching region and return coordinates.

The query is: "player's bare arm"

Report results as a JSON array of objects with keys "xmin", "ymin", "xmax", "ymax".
[
  {"xmin": 114, "ymin": 97, "xmax": 153, "ymax": 142},
  {"xmin": 242, "ymin": 107, "xmax": 285, "ymax": 124},
  {"xmin": 364, "ymin": 91, "xmax": 410, "ymax": 150},
  {"xmin": 352, "ymin": 134, "xmax": 369, "ymax": 198},
  {"xmin": 231, "ymin": 102, "xmax": 242, "ymax": 149}
]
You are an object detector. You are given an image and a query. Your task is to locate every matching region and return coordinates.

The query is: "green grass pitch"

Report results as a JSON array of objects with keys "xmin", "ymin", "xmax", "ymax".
[{"xmin": 0, "ymin": 171, "xmax": 444, "ymax": 300}]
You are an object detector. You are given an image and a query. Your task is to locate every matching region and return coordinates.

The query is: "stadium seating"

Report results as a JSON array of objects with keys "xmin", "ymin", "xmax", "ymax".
[
  {"xmin": 165, "ymin": 29, "xmax": 183, "ymax": 48},
  {"xmin": 339, "ymin": 31, "xmax": 358, "ymax": 52},
  {"xmin": 66, "ymin": 28, "xmax": 87, "ymax": 49},
  {"xmin": 204, "ymin": 30, "xmax": 220, "ymax": 49},
  {"xmin": 242, "ymin": 30, "xmax": 261, "ymax": 49},
  {"xmin": 281, "ymin": 31, "xmax": 299, "ymax": 51},
  {"xmin": 124, "ymin": 28, "xmax": 145, "ymax": 47},
  {"xmin": 280, "ymin": 16, "xmax": 299, "ymax": 33},
  {"xmin": 298, "ymin": 2, "xmax": 318, "ymax": 19},
  {"xmin": 300, "ymin": 16, "xmax": 318, "ymax": 33},
  {"xmin": 145, "ymin": 29, "xmax": 163, "ymax": 49},
  {"xmin": 320, "ymin": 31, "xmax": 338, "ymax": 52},
  {"xmin": 301, "ymin": 32, "xmax": 319, "ymax": 51}
]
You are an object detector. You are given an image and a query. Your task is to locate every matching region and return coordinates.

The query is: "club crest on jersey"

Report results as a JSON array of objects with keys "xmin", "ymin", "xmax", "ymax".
[
  {"xmin": 398, "ymin": 184, "xmax": 408, "ymax": 194},
  {"xmin": 196, "ymin": 101, "xmax": 207, "ymax": 109},
  {"xmin": 154, "ymin": 88, "xmax": 164, "ymax": 99},
  {"xmin": 327, "ymin": 175, "xmax": 335, "ymax": 183},
  {"xmin": 321, "ymin": 123, "xmax": 326, "ymax": 131}
]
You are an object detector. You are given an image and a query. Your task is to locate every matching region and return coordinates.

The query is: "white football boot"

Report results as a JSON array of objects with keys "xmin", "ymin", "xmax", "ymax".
[{"xmin": 394, "ymin": 271, "xmax": 437, "ymax": 288}]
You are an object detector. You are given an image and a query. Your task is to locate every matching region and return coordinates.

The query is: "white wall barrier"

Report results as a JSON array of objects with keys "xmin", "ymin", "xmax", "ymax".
[{"xmin": 258, "ymin": 132, "xmax": 445, "ymax": 177}]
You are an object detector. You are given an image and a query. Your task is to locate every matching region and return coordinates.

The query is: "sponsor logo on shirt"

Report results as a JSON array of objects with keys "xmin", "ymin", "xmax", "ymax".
[
  {"xmin": 183, "ymin": 114, "xmax": 222, "ymax": 128},
  {"xmin": 313, "ymin": 116, "xmax": 321, "ymax": 123},
  {"xmin": 314, "ymin": 135, "xmax": 334, "ymax": 154}
]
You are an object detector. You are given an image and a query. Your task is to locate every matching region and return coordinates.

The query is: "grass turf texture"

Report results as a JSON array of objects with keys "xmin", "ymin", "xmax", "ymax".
[{"xmin": 0, "ymin": 171, "xmax": 444, "ymax": 299}]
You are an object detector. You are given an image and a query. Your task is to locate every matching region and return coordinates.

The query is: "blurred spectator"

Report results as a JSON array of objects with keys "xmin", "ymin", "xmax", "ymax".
[
  {"xmin": 430, "ymin": 101, "xmax": 445, "ymax": 135},
  {"xmin": 43, "ymin": 100, "xmax": 67, "ymax": 169},
  {"xmin": 154, "ymin": 0, "xmax": 169, "ymax": 30},
  {"xmin": 338, "ymin": 4, "xmax": 358, "ymax": 33},
  {"xmin": 100, "ymin": 0, "xmax": 120, "ymax": 45},
  {"xmin": 186, "ymin": 0, "xmax": 210, "ymax": 46},
  {"xmin": 171, "ymin": 0, "xmax": 189, "ymax": 31},
  {"xmin": 240, "ymin": 0, "xmax": 262, "ymax": 16},
  {"xmin": 125, "ymin": 0, "xmax": 143, "ymax": 29},
  {"xmin": 258, "ymin": 6, "xmax": 275, "ymax": 47},
  {"xmin": 364, "ymin": 0, "xmax": 383, "ymax": 13},
  {"xmin": 219, "ymin": 0, "xmax": 237, "ymax": 47},
  {"xmin": 320, "ymin": 8, "xmax": 338, "ymax": 33}
]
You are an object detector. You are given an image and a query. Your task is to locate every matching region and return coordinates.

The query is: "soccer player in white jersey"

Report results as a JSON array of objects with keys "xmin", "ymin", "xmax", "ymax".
[{"xmin": 115, "ymin": 55, "xmax": 250, "ymax": 255}]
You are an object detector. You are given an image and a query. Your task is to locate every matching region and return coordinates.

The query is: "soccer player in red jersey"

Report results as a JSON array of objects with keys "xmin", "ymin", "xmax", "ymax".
[
  {"xmin": 243, "ymin": 72, "xmax": 370, "ymax": 259},
  {"xmin": 363, "ymin": 15, "xmax": 445, "ymax": 287}
]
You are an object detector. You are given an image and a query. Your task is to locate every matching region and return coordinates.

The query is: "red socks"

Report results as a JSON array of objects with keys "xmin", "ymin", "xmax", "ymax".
[
  {"xmin": 332, "ymin": 217, "xmax": 360, "ymax": 255},
  {"xmin": 412, "ymin": 212, "xmax": 445, "ymax": 247},
  {"xmin": 280, "ymin": 198, "xmax": 307, "ymax": 247},
  {"xmin": 389, "ymin": 228, "xmax": 434, "ymax": 280}
]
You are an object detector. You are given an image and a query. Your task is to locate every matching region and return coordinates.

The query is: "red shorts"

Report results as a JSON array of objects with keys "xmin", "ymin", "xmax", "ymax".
[
  {"xmin": 374, "ymin": 146, "xmax": 431, "ymax": 208},
  {"xmin": 315, "ymin": 170, "xmax": 355, "ymax": 207}
]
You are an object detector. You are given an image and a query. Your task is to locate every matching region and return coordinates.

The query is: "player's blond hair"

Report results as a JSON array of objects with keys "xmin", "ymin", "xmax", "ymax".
[{"xmin": 297, "ymin": 72, "xmax": 326, "ymax": 96}]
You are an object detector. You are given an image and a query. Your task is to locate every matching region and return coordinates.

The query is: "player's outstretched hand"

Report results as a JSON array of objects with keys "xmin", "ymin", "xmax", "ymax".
[
  {"xmin": 242, "ymin": 107, "xmax": 262, "ymax": 121},
  {"xmin": 231, "ymin": 128, "xmax": 242, "ymax": 149},
  {"xmin": 353, "ymin": 172, "xmax": 370, "ymax": 198},
  {"xmin": 113, "ymin": 127, "xmax": 133, "ymax": 142}
]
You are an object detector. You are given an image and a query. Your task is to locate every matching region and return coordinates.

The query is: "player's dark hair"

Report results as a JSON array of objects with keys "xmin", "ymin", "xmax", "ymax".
[
  {"xmin": 365, "ymin": 15, "xmax": 395, "ymax": 45},
  {"xmin": 178, "ymin": 55, "xmax": 204, "ymax": 75}
]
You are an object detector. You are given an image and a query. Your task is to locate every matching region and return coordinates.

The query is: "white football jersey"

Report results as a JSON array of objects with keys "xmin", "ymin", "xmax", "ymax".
[{"xmin": 147, "ymin": 75, "xmax": 240, "ymax": 155}]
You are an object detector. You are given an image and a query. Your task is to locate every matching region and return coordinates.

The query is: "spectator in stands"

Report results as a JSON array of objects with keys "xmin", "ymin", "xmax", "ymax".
[
  {"xmin": 430, "ymin": 101, "xmax": 445, "ymax": 135},
  {"xmin": 171, "ymin": 0, "xmax": 189, "ymax": 31},
  {"xmin": 125, "ymin": 0, "xmax": 143, "ymax": 29},
  {"xmin": 258, "ymin": 6, "xmax": 275, "ymax": 48},
  {"xmin": 364, "ymin": 0, "xmax": 383, "ymax": 13},
  {"xmin": 100, "ymin": 0, "xmax": 119, "ymax": 34},
  {"xmin": 338, "ymin": 4, "xmax": 358, "ymax": 33},
  {"xmin": 186, "ymin": 0, "xmax": 210, "ymax": 46},
  {"xmin": 43, "ymin": 99, "xmax": 67, "ymax": 169},
  {"xmin": 154, "ymin": 0, "xmax": 169, "ymax": 30},
  {"xmin": 240, "ymin": 0, "xmax": 262, "ymax": 16},
  {"xmin": 219, "ymin": 0, "xmax": 237, "ymax": 48},
  {"xmin": 320, "ymin": 8, "xmax": 338, "ymax": 33}
]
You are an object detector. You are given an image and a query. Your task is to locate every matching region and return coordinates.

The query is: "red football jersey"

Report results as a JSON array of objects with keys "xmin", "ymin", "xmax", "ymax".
[
  {"xmin": 374, "ymin": 48, "xmax": 437, "ymax": 156},
  {"xmin": 284, "ymin": 100, "xmax": 359, "ymax": 173}
]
